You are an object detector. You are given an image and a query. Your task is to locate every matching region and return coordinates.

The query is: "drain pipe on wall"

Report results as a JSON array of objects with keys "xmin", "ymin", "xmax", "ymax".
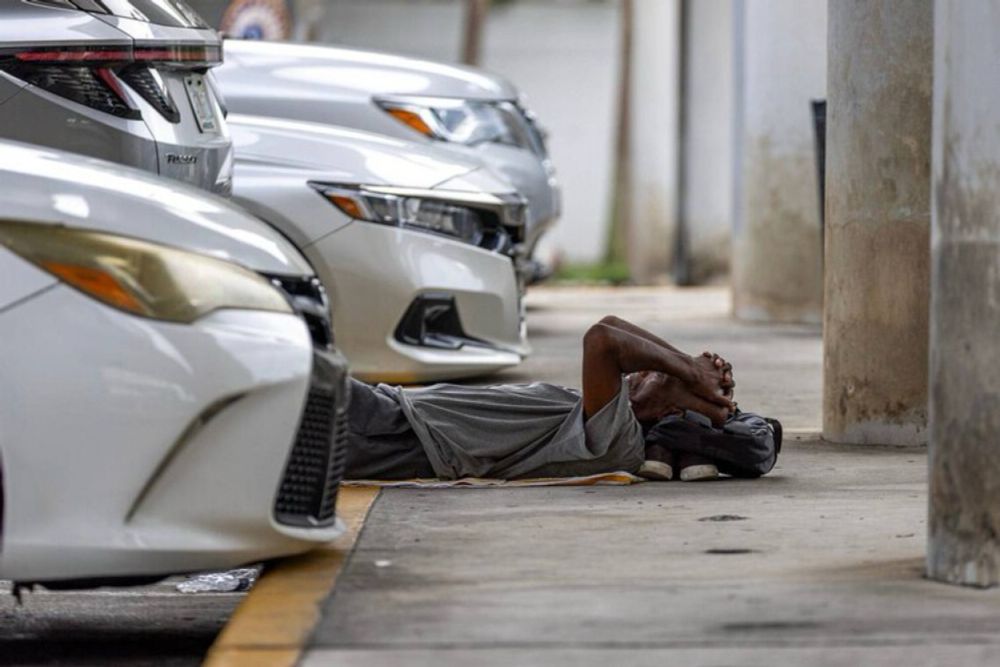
[{"xmin": 673, "ymin": 0, "xmax": 692, "ymax": 286}]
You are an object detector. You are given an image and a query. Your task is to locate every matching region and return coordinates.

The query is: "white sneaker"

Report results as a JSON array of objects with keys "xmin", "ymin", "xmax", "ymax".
[
  {"xmin": 637, "ymin": 444, "xmax": 674, "ymax": 481},
  {"xmin": 638, "ymin": 459, "xmax": 674, "ymax": 481},
  {"xmin": 676, "ymin": 453, "xmax": 719, "ymax": 482}
]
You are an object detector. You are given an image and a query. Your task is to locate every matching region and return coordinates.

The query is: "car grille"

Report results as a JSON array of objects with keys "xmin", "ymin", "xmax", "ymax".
[
  {"xmin": 119, "ymin": 66, "xmax": 179, "ymax": 123},
  {"xmin": 263, "ymin": 273, "xmax": 333, "ymax": 349},
  {"xmin": 273, "ymin": 354, "xmax": 349, "ymax": 528}
]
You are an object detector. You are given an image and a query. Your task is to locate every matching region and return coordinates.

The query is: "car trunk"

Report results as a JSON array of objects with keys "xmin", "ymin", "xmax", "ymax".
[{"xmin": 0, "ymin": 0, "xmax": 232, "ymax": 194}]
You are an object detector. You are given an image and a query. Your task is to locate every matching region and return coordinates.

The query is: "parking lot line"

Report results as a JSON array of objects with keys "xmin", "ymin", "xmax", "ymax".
[{"xmin": 203, "ymin": 487, "xmax": 380, "ymax": 667}]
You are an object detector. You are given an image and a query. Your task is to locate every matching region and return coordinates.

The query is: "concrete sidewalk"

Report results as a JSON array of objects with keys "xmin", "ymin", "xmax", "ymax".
[
  {"xmin": 304, "ymin": 440, "xmax": 966, "ymax": 666},
  {"xmin": 295, "ymin": 287, "xmax": 1000, "ymax": 665}
]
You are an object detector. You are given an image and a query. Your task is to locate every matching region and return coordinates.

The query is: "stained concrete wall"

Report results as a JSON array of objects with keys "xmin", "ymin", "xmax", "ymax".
[
  {"xmin": 823, "ymin": 1, "xmax": 932, "ymax": 446},
  {"xmin": 681, "ymin": 0, "xmax": 734, "ymax": 283},
  {"xmin": 732, "ymin": 0, "xmax": 827, "ymax": 322},
  {"xmin": 625, "ymin": 0, "xmax": 681, "ymax": 284},
  {"xmin": 928, "ymin": 0, "xmax": 1000, "ymax": 587}
]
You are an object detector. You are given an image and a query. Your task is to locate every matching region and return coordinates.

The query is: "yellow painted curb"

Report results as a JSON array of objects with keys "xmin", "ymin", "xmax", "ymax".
[{"xmin": 203, "ymin": 487, "xmax": 380, "ymax": 667}]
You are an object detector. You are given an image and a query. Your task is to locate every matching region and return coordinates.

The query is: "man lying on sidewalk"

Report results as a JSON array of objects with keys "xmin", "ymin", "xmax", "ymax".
[{"xmin": 344, "ymin": 315, "xmax": 759, "ymax": 483}]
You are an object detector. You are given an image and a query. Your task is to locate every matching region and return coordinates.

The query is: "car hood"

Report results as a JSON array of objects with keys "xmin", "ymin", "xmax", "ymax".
[
  {"xmin": 222, "ymin": 38, "xmax": 518, "ymax": 101},
  {"xmin": 0, "ymin": 140, "xmax": 312, "ymax": 276},
  {"xmin": 229, "ymin": 114, "xmax": 485, "ymax": 188}
]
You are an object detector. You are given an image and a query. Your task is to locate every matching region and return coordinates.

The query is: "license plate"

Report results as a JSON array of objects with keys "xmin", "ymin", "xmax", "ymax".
[{"xmin": 184, "ymin": 74, "xmax": 219, "ymax": 134}]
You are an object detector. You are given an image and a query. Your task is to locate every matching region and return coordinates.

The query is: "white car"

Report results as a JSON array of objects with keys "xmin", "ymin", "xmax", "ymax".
[
  {"xmin": 0, "ymin": 140, "xmax": 349, "ymax": 585},
  {"xmin": 229, "ymin": 114, "xmax": 530, "ymax": 383},
  {"xmin": 214, "ymin": 39, "xmax": 559, "ymax": 280}
]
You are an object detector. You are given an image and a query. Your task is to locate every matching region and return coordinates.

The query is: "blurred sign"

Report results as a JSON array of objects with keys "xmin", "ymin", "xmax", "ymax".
[{"xmin": 220, "ymin": 0, "xmax": 291, "ymax": 40}]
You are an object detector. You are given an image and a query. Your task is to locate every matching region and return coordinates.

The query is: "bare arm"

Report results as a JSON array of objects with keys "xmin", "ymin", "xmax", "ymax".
[
  {"xmin": 600, "ymin": 315, "xmax": 735, "ymax": 392},
  {"xmin": 596, "ymin": 315, "xmax": 687, "ymax": 356},
  {"xmin": 581, "ymin": 321, "xmax": 732, "ymax": 419}
]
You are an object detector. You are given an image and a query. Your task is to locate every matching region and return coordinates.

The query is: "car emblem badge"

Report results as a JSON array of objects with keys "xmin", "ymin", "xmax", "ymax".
[{"xmin": 166, "ymin": 154, "xmax": 198, "ymax": 165}]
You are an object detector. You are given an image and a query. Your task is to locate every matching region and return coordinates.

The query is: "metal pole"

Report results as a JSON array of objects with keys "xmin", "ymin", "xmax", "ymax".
[{"xmin": 673, "ymin": 0, "xmax": 691, "ymax": 285}]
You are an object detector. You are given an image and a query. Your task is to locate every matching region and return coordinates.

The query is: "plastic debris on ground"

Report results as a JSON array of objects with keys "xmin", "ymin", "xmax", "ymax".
[{"xmin": 175, "ymin": 566, "xmax": 261, "ymax": 593}]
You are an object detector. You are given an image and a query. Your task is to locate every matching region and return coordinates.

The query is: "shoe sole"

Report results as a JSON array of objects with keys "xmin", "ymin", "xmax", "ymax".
[
  {"xmin": 637, "ymin": 460, "xmax": 673, "ymax": 481},
  {"xmin": 680, "ymin": 464, "xmax": 719, "ymax": 482}
]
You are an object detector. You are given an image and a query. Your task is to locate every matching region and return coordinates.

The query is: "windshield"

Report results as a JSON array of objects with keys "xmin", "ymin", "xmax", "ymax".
[{"xmin": 96, "ymin": 0, "xmax": 210, "ymax": 28}]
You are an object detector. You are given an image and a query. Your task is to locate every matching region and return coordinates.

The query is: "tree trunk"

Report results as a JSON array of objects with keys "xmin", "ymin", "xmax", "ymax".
[
  {"xmin": 461, "ymin": 0, "xmax": 491, "ymax": 66},
  {"xmin": 292, "ymin": 0, "xmax": 327, "ymax": 42}
]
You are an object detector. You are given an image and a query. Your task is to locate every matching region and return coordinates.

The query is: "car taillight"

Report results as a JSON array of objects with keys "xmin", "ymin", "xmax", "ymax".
[
  {"xmin": 118, "ymin": 66, "xmax": 179, "ymax": 122},
  {"xmin": 0, "ymin": 63, "xmax": 139, "ymax": 119},
  {"xmin": 133, "ymin": 44, "xmax": 223, "ymax": 66},
  {"xmin": 2, "ymin": 44, "xmax": 221, "ymax": 66},
  {"xmin": 0, "ymin": 43, "xmax": 221, "ymax": 121}
]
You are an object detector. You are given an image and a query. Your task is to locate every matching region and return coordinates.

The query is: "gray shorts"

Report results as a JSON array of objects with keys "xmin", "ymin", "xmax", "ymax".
[{"xmin": 344, "ymin": 378, "xmax": 436, "ymax": 480}]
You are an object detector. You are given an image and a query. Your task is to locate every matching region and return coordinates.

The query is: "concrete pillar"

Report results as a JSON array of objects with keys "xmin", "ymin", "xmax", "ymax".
[
  {"xmin": 928, "ymin": 0, "xmax": 1000, "ymax": 588},
  {"xmin": 680, "ymin": 0, "xmax": 734, "ymax": 284},
  {"xmin": 732, "ymin": 0, "xmax": 827, "ymax": 322},
  {"xmin": 822, "ymin": 1, "xmax": 932, "ymax": 445},
  {"xmin": 626, "ymin": 0, "xmax": 681, "ymax": 284},
  {"xmin": 291, "ymin": 0, "xmax": 329, "ymax": 41}
]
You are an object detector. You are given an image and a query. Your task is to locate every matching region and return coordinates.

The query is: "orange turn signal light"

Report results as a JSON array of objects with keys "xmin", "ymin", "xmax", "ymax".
[
  {"xmin": 327, "ymin": 194, "xmax": 366, "ymax": 220},
  {"xmin": 41, "ymin": 260, "xmax": 147, "ymax": 316},
  {"xmin": 386, "ymin": 108, "xmax": 434, "ymax": 137}
]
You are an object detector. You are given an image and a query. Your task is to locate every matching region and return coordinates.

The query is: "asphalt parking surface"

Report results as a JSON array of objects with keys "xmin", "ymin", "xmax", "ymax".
[{"xmin": 0, "ymin": 579, "xmax": 240, "ymax": 666}]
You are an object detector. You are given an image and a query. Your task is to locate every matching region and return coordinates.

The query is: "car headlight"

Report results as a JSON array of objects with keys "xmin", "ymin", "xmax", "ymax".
[
  {"xmin": 0, "ymin": 220, "xmax": 292, "ymax": 323},
  {"xmin": 311, "ymin": 183, "xmax": 526, "ymax": 252},
  {"xmin": 374, "ymin": 95, "xmax": 548, "ymax": 157}
]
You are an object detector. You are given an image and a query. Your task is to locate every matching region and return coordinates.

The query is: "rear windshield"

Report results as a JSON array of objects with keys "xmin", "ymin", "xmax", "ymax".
[{"xmin": 96, "ymin": 0, "xmax": 210, "ymax": 28}]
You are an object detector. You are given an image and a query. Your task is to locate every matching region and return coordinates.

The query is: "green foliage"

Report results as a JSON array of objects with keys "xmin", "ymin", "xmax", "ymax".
[{"xmin": 554, "ymin": 261, "xmax": 631, "ymax": 285}]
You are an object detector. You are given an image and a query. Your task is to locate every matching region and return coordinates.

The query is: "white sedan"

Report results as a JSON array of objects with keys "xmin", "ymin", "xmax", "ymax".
[
  {"xmin": 229, "ymin": 114, "xmax": 531, "ymax": 383},
  {"xmin": 0, "ymin": 140, "xmax": 349, "ymax": 585},
  {"xmin": 216, "ymin": 39, "xmax": 560, "ymax": 274}
]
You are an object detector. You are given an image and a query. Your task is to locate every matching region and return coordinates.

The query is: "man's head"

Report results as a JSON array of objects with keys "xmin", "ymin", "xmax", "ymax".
[
  {"xmin": 627, "ymin": 371, "xmax": 682, "ymax": 425},
  {"xmin": 627, "ymin": 361, "xmax": 735, "ymax": 428}
]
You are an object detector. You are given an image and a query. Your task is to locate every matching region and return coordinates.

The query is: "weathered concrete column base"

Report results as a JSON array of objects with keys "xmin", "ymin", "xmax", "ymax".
[
  {"xmin": 822, "ymin": 0, "xmax": 932, "ymax": 447},
  {"xmin": 928, "ymin": 527, "xmax": 1000, "ymax": 589},
  {"xmin": 927, "ymin": 237, "xmax": 1000, "ymax": 588},
  {"xmin": 928, "ymin": 0, "xmax": 1000, "ymax": 587},
  {"xmin": 830, "ymin": 420, "xmax": 926, "ymax": 448}
]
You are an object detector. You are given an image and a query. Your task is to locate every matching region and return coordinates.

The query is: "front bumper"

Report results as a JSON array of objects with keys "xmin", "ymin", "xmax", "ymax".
[
  {"xmin": 273, "ymin": 348, "xmax": 351, "ymax": 533},
  {"xmin": 0, "ymin": 282, "xmax": 344, "ymax": 583},
  {"xmin": 305, "ymin": 220, "xmax": 530, "ymax": 383}
]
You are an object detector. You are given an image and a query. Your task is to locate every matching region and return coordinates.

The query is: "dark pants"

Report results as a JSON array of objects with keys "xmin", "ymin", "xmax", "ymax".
[{"xmin": 344, "ymin": 379, "xmax": 437, "ymax": 480}]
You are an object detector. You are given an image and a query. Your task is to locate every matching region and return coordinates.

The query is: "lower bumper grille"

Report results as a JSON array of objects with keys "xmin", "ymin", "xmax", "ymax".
[
  {"xmin": 274, "ymin": 351, "xmax": 349, "ymax": 528},
  {"xmin": 262, "ymin": 273, "xmax": 334, "ymax": 350}
]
